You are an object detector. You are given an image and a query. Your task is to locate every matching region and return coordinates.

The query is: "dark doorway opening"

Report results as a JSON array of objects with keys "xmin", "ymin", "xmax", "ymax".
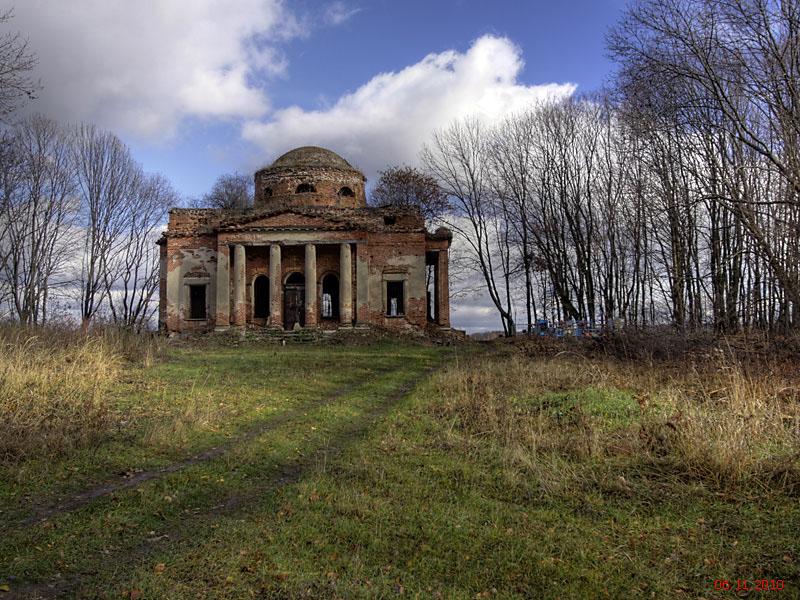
[
  {"xmin": 189, "ymin": 284, "xmax": 207, "ymax": 319},
  {"xmin": 253, "ymin": 275, "xmax": 270, "ymax": 319},
  {"xmin": 321, "ymin": 273, "xmax": 339, "ymax": 320},
  {"xmin": 284, "ymin": 272, "xmax": 305, "ymax": 329}
]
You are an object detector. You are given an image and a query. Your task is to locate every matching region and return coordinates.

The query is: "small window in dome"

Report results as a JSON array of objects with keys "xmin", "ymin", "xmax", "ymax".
[
  {"xmin": 296, "ymin": 183, "xmax": 316, "ymax": 193},
  {"xmin": 338, "ymin": 186, "xmax": 355, "ymax": 197}
]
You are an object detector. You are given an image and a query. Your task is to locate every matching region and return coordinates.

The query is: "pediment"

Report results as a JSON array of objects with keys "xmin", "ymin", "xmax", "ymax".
[
  {"xmin": 243, "ymin": 212, "xmax": 337, "ymax": 229},
  {"xmin": 219, "ymin": 208, "xmax": 354, "ymax": 231}
]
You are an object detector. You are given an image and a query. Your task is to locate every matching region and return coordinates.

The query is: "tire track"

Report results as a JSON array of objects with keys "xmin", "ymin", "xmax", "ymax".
[
  {"xmin": 6, "ymin": 361, "xmax": 442, "ymax": 600},
  {"xmin": 6, "ymin": 364, "xmax": 397, "ymax": 531}
]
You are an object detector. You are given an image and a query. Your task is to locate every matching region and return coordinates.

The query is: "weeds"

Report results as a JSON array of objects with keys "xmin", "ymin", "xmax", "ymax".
[
  {"xmin": 0, "ymin": 323, "xmax": 163, "ymax": 462},
  {"xmin": 429, "ymin": 348, "xmax": 800, "ymax": 495}
]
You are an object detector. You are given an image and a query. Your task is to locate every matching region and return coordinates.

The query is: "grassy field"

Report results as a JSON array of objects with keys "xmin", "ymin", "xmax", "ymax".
[{"xmin": 1, "ymin": 330, "xmax": 798, "ymax": 598}]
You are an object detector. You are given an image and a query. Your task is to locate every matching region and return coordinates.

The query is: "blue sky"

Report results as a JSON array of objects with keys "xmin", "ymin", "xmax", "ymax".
[
  {"xmin": 274, "ymin": 0, "xmax": 622, "ymax": 108},
  {"xmin": 8, "ymin": 0, "xmax": 627, "ymax": 331},
  {"xmin": 8, "ymin": 0, "xmax": 625, "ymax": 200}
]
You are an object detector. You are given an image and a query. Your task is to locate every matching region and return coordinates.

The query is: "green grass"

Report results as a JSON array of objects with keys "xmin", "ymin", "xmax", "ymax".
[
  {"xmin": 521, "ymin": 387, "xmax": 639, "ymax": 426},
  {"xmin": 1, "ymin": 341, "xmax": 797, "ymax": 599}
]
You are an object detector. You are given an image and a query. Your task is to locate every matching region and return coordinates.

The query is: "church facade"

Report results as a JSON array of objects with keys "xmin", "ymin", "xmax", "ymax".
[{"xmin": 158, "ymin": 147, "xmax": 452, "ymax": 334}]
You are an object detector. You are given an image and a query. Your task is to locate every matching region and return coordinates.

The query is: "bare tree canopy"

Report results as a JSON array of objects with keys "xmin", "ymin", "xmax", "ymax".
[
  {"xmin": 195, "ymin": 171, "xmax": 253, "ymax": 210},
  {"xmin": 0, "ymin": 9, "xmax": 39, "ymax": 119},
  {"xmin": 608, "ymin": 0, "xmax": 800, "ymax": 328},
  {"xmin": 609, "ymin": 0, "xmax": 800, "ymax": 196},
  {"xmin": 104, "ymin": 172, "xmax": 176, "ymax": 331},
  {"xmin": 73, "ymin": 124, "xmax": 141, "ymax": 328},
  {"xmin": 370, "ymin": 166, "xmax": 449, "ymax": 223},
  {"xmin": 0, "ymin": 116, "xmax": 77, "ymax": 324},
  {"xmin": 423, "ymin": 118, "xmax": 517, "ymax": 336}
]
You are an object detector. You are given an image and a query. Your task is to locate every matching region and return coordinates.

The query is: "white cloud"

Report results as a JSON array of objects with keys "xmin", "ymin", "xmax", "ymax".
[
  {"xmin": 323, "ymin": 2, "xmax": 362, "ymax": 26},
  {"xmin": 242, "ymin": 35, "xmax": 576, "ymax": 178},
  {"xmin": 11, "ymin": 0, "xmax": 299, "ymax": 139}
]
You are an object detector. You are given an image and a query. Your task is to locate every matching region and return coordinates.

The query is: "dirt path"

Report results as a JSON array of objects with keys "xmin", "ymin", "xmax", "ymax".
[
  {"xmin": 5, "ymin": 362, "xmax": 441, "ymax": 600},
  {"xmin": 5, "ymin": 365, "xmax": 397, "ymax": 531}
]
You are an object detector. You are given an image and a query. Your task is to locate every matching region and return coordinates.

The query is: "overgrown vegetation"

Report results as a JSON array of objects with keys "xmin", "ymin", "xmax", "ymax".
[
  {"xmin": 1, "ymin": 334, "xmax": 798, "ymax": 598},
  {"xmin": 0, "ymin": 324, "xmax": 163, "ymax": 462},
  {"xmin": 430, "ymin": 345, "xmax": 800, "ymax": 494}
]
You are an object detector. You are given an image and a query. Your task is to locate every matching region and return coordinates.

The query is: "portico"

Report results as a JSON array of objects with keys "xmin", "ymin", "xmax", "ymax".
[{"xmin": 214, "ymin": 238, "xmax": 356, "ymax": 331}]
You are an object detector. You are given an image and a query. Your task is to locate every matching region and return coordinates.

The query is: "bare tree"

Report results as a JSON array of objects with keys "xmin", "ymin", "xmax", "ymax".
[
  {"xmin": 0, "ymin": 9, "xmax": 39, "ymax": 119},
  {"xmin": 423, "ymin": 118, "xmax": 516, "ymax": 335},
  {"xmin": 609, "ymin": 0, "xmax": 800, "ymax": 314},
  {"xmin": 370, "ymin": 165, "xmax": 449, "ymax": 224},
  {"xmin": 104, "ymin": 173, "xmax": 175, "ymax": 330},
  {"xmin": 195, "ymin": 171, "xmax": 252, "ymax": 210},
  {"xmin": 487, "ymin": 111, "xmax": 540, "ymax": 332},
  {"xmin": 73, "ymin": 124, "xmax": 140, "ymax": 329},
  {"xmin": 0, "ymin": 129, "xmax": 22, "ymax": 312},
  {"xmin": 0, "ymin": 114, "xmax": 181, "ymax": 328},
  {"xmin": 0, "ymin": 116, "xmax": 77, "ymax": 323}
]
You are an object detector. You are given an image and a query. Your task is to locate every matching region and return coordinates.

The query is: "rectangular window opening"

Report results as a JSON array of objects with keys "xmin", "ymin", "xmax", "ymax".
[
  {"xmin": 189, "ymin": 284, "xmax": 207, "ymax": 319},
  {"xmin": 386, "ymin": 281, "xmax": 404, "ymax": 316}
]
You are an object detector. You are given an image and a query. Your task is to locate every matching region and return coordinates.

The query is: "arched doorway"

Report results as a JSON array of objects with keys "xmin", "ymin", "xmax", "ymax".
[
  {"xmin": 284, "ymin": 272, "xmax": 305, "ymax": 329},
  {"xmin": 321, "ymin": 273, "xmax": 339, "ymax": 321},
  {"xmin": 253, "ymin": 275, "xmax": 269, "ymax": 319}
]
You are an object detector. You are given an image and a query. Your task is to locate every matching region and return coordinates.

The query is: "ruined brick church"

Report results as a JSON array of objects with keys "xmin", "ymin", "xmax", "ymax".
[{"xmin": 158, "ymin": 146, "xmax": 452, "ymax": 334}]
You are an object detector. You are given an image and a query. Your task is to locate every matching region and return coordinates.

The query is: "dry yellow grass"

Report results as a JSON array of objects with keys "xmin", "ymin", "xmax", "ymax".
[
  {"xmin": 0, "ymin": 324, "xmax": 163, "ymax": 462},
  {"xmin": 642, "ymin": 362, "xmax": 800, "ymax": 488},
  {"xmin": 429, "ymin": 348, "xmax": 800, "ymax": 494}
]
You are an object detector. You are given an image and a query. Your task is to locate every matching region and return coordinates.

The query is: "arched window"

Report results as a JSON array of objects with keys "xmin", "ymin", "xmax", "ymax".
[
  {"xmin": 253, "ymin": 275, "xmax": 270, "ymax": 318},
  {"xmin": 295, "ymin": 183, "xmax": 316, "ymax": 193},
  {"xmin": 338, "ymin": 186, "xmax": 355, "ymax": 197},
  {"xmin": 321, "ymin": 273, "xmax": 339, "ymax": 320},
  {"xmin": 263, "ymin": 187, "xmax": 273, "ymax": 198}
]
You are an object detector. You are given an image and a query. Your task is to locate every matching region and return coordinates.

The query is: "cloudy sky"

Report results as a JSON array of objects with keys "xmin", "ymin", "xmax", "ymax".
[{"xmin": 5, "ymin": 0, "xmax": 626, "ymax": 332}]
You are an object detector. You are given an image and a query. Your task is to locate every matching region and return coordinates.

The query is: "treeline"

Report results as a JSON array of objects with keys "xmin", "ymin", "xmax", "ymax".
[
  {"xmin": 423, "ymin": 0, "xmax": 800, "ymax": 335},
  {"xmin": 0, "ymin": 115, "xmax": 177, "ymax": 329}
]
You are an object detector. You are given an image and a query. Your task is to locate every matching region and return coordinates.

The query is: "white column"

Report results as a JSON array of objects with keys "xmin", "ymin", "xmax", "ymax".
[
  {"xmin": 233, "ymin": 244, "xmax": 246, "ymax": 326},
  {"xmin": 304, "ymin": 243, "xmax": 317, "ymax": 326},
  {"xmin": 269, "ymin": 243, "xmax": 282, "ymax": 328},
  {"xmin": 215, "ymin": 243, "xmax": 230, "ymax": 330},
  {"xmin": 339, "ymin": 243, "xmax": 352, "ymax": 326}
]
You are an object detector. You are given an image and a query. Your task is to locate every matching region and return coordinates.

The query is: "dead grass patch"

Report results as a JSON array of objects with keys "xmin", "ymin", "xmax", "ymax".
[
  {"xmin": 429, "ymin": 349, "xmax": 800, "ymax": 495},
  {"xmin": 0, "ymin": 324, "xmax": 164, "ymax": 462}
]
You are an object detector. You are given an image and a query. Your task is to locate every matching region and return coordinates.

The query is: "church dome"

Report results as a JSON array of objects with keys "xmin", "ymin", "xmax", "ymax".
[
  {"xmin": 270, "ymin": 146, "xmax": 357, "ymax": 172},
  {"xmin": 254, "ymin": 146, "xmax": 367, "ymax": 209}
]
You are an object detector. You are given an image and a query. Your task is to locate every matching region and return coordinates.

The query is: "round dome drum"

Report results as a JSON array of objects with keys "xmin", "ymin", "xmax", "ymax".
[{"xmin": 254, "ymin": 146, "xmax": 367, "ymax": 209}]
